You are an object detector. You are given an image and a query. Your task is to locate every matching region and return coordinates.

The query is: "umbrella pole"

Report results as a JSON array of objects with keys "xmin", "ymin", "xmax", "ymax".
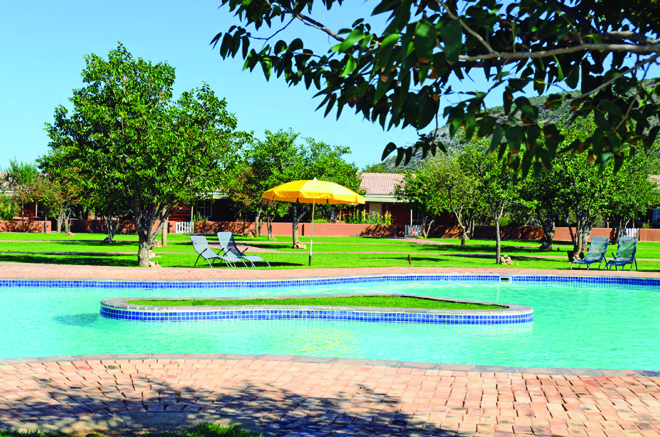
[{"xmin": 309, "ymin": 201, "xmax": 315, "ymax": 266}]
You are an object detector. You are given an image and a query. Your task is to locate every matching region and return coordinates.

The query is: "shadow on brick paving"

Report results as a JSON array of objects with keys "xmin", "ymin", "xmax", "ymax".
[{"xmin": 0, "ymin": 369, "xmax": 464, "ymax": 437}]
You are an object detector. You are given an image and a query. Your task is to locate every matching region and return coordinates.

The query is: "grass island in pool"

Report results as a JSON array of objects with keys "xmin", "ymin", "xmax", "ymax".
[
  {"xmin": 126, "ymin": 295, "xmax": 505, "ymax": 310},
  {"xmin": 102, "ymin": 294, "xmax": 533, "ymax": 325}
]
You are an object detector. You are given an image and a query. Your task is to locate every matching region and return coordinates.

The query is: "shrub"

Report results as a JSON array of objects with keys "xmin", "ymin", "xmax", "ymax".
[{"xmin": 0, "ymin": 194, "xmax": 18, "ymax": 221}]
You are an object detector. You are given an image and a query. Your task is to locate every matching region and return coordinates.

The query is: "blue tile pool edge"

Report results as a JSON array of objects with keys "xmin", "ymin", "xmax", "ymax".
[
  {"xmin": 2, "ymin": 273, "xmax": 660, "ymax": 288},
  {"xmin": 99, "ymin": 294, "xmax": 534, "ymax": 325}
]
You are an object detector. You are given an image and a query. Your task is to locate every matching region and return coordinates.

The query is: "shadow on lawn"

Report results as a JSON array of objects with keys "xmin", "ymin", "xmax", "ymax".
[
  {"xmin": 0, "ymin": 253, "xmax": 136, "ymax": 267},
  {"xmin": 0, "ymin": 360, "xmax": 462, "ymax": 437},
  {"xmin": 414, "ymin": 242, "xmax": 569, "ymax": 255}
]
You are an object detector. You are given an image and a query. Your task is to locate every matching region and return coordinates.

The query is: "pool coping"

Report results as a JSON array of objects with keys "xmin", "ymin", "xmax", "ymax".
[
  {"xmin": 0, "ymin": 353, "xmax": 657, "ymax": 377},
  {"xmin": 100, "ymin": 293, "xmax": 533, "ymax": 324},
  {"xmin": 3, "ymin": 272, "xmax": 660, "ymax": 287}
]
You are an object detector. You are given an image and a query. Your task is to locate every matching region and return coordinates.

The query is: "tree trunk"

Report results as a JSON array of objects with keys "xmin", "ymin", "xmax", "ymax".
[
  {"xmin": 267, "ymin": 214, "xmax": 274, "ymax": 239},
  {"xmin": 569, "ymin": 216, "xmax": 593, "ymax": 261},
  {"xmin": 291, "ymin": 204, "xmax": 300, "ymax": 246},
  {"xmin": 459, "ymin": 224, "xmax": 467, "ymax": 245},
  {"xmin": 102, "ymin": 216, "xmax": 120, "ymax": 244},
  {"xmin": 20, "ymin": 200, "xmax": 24, "ymax": 222},
  {"xmin": 421, "ymin": 215, "xmax": 434, "ymax": 238},
  {"xmin": 611, "ymin": 217, "xmax": 629, "ymax": 245},
  {"xmin": 494, "ymin": 205, "xmax": 504, "ymax": 264},
  {"xmin": 466, "ymin": 210, "xmax": 476, "ymax": 240},
  {"xmin": 63, "ymin": 211, "xmax": 72, "ymax": 233},
  {"xmin": 134, "ymin": 211, "xmax": 162, "ymax": 267},
  {"xmin": 56, "ymin": 209, "xmax": 65, "ymax": 233},
  {"xmin": 137, "ymin": 231, "xmax": 152, "ymax": 267},
  {"xmin": 539, "ymin": 217, "xmax": 555, "ymax": 251},
  {"xmin": 254, "ymin": 208, "xmax": 262, "ymax": 237},
  {"xmin": 495, "ymin": 219, "xmax": 501, "ymax": 264}
]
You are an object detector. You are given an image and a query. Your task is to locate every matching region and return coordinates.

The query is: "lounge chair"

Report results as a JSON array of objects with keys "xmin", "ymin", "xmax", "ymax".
[
  {"xmin": 606, "ymin": 236, "xmax": 638, "ymax": 271},
  {"xmin": 571, "ymin": 236, "xmax": 609, "ymax": 270},
  {"xmin": 190, "ymin": 236, "xmax": 236, "ymax": 268},
  {"xmin": 217, "ymin": 231, "xmax": 271, "ymax": 267}
]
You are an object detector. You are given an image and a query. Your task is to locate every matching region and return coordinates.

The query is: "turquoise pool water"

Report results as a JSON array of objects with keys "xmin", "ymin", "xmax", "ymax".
[{"xmin": 1, "ymin": 279, "xmax": 658, "ymax": 370}]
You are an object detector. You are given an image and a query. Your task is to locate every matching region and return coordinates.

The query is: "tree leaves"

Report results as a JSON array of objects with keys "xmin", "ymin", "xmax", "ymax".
[
  {"xmin": 42, "ymin": 44, "xmax": 251, "ymax": 265},
  {"xmin": 439, "ymin": 19, "xmax": 462, "ymax": 63},
  {"xmin": 215, "ymin": 0, "xmax": 660, "ymax": 173}
]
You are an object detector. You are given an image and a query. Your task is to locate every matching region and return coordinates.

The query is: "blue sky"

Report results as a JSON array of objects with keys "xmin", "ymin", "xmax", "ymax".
[
  {"xmin": 0, "ymin": 1, "xmax": 421, "ymax": 170},
  {"xmin": 7, "ymin": 1, "xmax": 646, "ymax": 172}
]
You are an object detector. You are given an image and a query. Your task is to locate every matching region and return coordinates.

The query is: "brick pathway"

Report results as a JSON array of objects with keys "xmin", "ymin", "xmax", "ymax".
[
  {"xmin": 1, "ymin": 355, "xmax": 658, "ymax": 437},
  {"xmin": 2, "ymin": 262, "xmax": 660, "ymax": 281},
  {"xmin": 0, "ymin": 263, "xmax": 659, "ymax": 435}
]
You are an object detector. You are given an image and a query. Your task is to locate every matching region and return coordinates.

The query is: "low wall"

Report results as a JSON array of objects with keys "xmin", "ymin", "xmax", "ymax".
[
  {"xmin": 4, "ymin": 218, "xmax": 660, "ymax": 242},
  {"xmin": 70, "ymin": 219, "xmax": 170, "ymax": 235},
  {"xmin": 0, "ymin": 220, "xmax": 52, "ymax": 233},
  {"xmin": 191, "ymin": 221, "xmax": 405, "ymax": 237}
]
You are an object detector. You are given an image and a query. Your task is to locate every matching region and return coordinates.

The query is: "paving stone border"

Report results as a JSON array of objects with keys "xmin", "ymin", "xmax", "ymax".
[
  {"xmin": 100, "ymin": 294, "xmax": 534, "ymax": 325},
  {"xmin": 0, "ymin": 353, "xmax": 657, "ymax": 377}
]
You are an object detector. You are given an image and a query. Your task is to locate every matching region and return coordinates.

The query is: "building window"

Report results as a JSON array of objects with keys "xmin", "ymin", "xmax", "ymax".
[
  {"xmin": 653, "ymin": 209, "xmax": 660, "ymax": 223},
  {"xmin": 195, "ymin": 200, "xmax": 213, "ymax": 219}
]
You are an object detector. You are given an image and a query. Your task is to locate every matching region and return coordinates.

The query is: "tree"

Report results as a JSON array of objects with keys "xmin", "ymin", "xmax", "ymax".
[
  {"xmin": 432, "ymin": 154, "xmax": 479, "ymax": 245},
  {"xmin": 42, "ymin": 44, "xmax": 251, "ymax": 266},
  {"xmin": 0, "ymin": 195, "xmax": 19, "ymax": 221},
  {"xmin": 518, "ymin": 167, "xmax": 563, "ymax": 251},
  {"xmin": 459, "ymin": 143, "xmax": 518, "ymax": 264},
  {"xmin": 242, "ymin": 129, "xmax": 302, "ymax": 239},
  {"xmin": 601, "ymin": 153, "xmax": 660, "ymax": 244},
  {"xmin": 361, "ymin": 162, "xmax": 389, "ymax": 173},
  {"xmin": 290, "ymin": 137, "xmax": 362, "ymax": 246},
  {"xmin": 215, "ymin": 0, "xmax": 660, "ymax": 173},
  {"xmin": 4, "ymin": 159, "xmax": 38, "ymax": 222},
  {"xmin": 395, "ymin": 167, "xmax": 444, "ymax": 238},
  {"xmin": 31, "ymin": 176, "xmax": 72, "ymax": 233}
]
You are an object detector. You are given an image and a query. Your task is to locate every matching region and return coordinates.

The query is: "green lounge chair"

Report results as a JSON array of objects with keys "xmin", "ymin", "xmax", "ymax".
[
  {"xmin": 571, "ymin": 236, "xmax": 609, "ymax": 270},
  {"xmin": 606, "ymin": 236, "xmax": 638, "ymax": 271},
  {"xmin": 190, "ymin": 236, "xmax": 237, "ymax": 268},
  {"xmin": 217, "ymin": 232, "xmax": 271, "ymax": 267}
]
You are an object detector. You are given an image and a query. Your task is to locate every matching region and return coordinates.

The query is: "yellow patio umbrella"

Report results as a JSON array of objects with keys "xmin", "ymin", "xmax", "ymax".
[{"xmin": 262, "ymin": 178, "xmax": 365, "ymax": 266}]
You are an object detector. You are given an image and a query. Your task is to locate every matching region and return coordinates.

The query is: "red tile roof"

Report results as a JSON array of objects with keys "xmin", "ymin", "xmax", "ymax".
[{"xmin": 360, "ymin": 173, "xmax": 404, "ymax": 196}]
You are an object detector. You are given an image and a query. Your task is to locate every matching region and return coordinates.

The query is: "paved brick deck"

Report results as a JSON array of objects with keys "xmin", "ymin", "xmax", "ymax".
[
  {"xmin": 0, "ymin": 263, "xmax": 659, "ymax": 435},
  {"xmin": 0, "ymin": 355, "xmax": 658, "ymax": 436},
  {"xmin": 2, "ymin": 262, "xmax": 660, "ymax": 281}
]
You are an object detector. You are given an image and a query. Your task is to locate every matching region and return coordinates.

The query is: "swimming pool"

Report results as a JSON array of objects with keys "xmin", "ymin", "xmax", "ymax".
[{"xmin": 1, "ymin": 275, "xmax": 658, "ymax": 370}]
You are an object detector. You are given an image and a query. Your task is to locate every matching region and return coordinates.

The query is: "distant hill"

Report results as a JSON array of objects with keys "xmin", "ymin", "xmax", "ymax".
[{"xmin": 362, "ymin": 94, "xmax": 568, "ymax": 173}]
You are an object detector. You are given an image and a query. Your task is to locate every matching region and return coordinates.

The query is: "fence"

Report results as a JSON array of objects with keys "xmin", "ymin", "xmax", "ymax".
[
  {"xmin": 175, "ymin": 221, "xmax": 194, "ymax": 234},
  {"xmin": 624, "ymin": 228, "xmax": 640, "ymax": 239},
  {"xmin": 405, "ymin": 225, "xmax": 423, "ymax": 237}
]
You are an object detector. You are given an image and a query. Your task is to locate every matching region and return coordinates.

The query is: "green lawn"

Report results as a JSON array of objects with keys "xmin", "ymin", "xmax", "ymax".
[
  {"xmin": 126, "ymin": 295, "xmax": 504, "ymax": 310},
  {"xmin": 0, "ymin": 232, "xmax": 651, "ymax": 271}
]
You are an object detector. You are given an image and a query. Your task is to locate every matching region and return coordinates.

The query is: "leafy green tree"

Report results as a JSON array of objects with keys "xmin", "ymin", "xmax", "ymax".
[
  {"xmin": 291, "ymin": 137, "xmax": 362, "ymax": 245},
  {"xmin": 552, "ymin": 152, "xmax": 612, "ymax": 260},
  {"xmin": 395, "ymin": 167, "xmax": 444, "ymax": 238},
  {"xmin": 0, "ymin": 195, "xmax": 19, "ymax": 221},
  {"xmin": 4, "ymin": 159, "xmax": 38, "ymax": 222},
  {"xmin": 41, "ymin": 44, "xmax": 251, "ymax": 266},
  {"xmin": 215, "ymin": 0, "xmax": 660, "ymax": 172},
  {"xmin": 601, "ymin": 153, "xmax": 660, "ymax": 244},
  {"xmin": 242, "ymin": 129, "xmax": 302, "ymax": 239},
  {"xmin": 459, "ymin": 143, "xmax": 518, "ymax": 264},
  {"xmin": 361, "ymin": 162, "xmax": 389, "ymax": 173},
  {"xmin": 37, "ymin": 152, "xmax": 85, "ymax": 234},
  {"xmin": 517, "ymin": 167, "xmax": 563, "ymax": 251},
  {"xmin": 432, "ymin": 154, "xmax": 479, "ymax": 245}
]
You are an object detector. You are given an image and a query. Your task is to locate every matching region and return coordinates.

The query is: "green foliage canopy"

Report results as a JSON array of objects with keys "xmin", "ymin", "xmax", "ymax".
[
  {"xmin": 214, "ymin": 0, "xmax": 660, "ymax": 174},
  {"xmin": 41, "ymin": 44, "xmax": 251, "ymax": 266}
]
